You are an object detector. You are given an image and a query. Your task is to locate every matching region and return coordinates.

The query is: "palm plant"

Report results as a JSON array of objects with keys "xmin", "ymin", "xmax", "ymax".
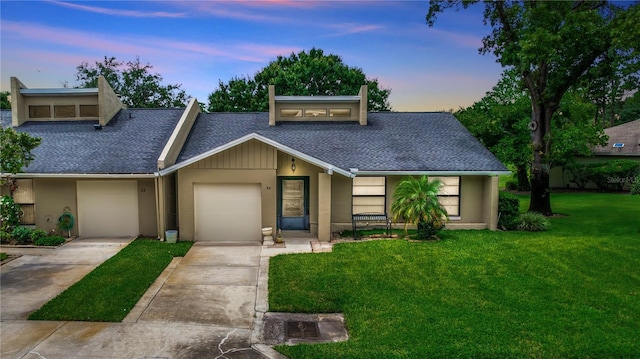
[{"xmin": 391, "ymin": 176, "xmax": 448, "ymax": 240}]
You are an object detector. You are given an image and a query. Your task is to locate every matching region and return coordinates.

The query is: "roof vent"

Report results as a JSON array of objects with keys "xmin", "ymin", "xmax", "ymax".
[{"xmin": 612, "ymin": 143, "xmax": 624, "ymax": 148}]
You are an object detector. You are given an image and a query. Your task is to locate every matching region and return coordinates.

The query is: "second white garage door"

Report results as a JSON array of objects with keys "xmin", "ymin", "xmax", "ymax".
[
  {"xmin": 77, "ymin": 180, "xmax": 139, "ymax": 238},
  {"xmin": 194, "ymin": 183, "xmax": 262, "ymax": 242}
]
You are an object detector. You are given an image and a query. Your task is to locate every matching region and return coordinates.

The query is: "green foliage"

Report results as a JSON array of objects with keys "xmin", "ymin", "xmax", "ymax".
[
  {"xmin": 567, "ymin": 160, "xmax": 640, "ymax": 190},
  {"xmin": 11, "ymin": 226, "xmax": 32, "ymax": 244},
  {"xmin": 75, "ymin": 56, "xmax": 190, "ymax": 108},
  {"xmin": 0, "ymin": 128, "xmax": 41, "ymax": 176},
  {"xmin": 271, "ymin": 193, "xmax": 640, "ymax": 358},
  {"xmin": 0, "ymin": 252, "xmax": 7, "ymax": 261},
  {"xmin": 35, "ymin": 235, "xmax": 66, "ymax": 247},
  {"xmin": 0, "ymin": 91, "xmax": 10, "ymax": 109},
  {"xmin": 517, "ymin": 212, "xmax": 550, "ymax": 232},
  {"xmin": 207, "ymin": 48, "xmax": 391, "ymax": 112},
  {"xmin": 29, "ymin": 238, "xmax": 193, "ymax": 321},
  {"xmin": 0, "ymin": 195, "xmax": 22, "ymax": 236},
  {"xmin": 498, "ymin": 191, "xmax": 521, "ymax": 230},
  {"xmin": 390, "ymin": 176, "xmax": 447, "ymax": 240},
  {"xmin": 429, "ymin": 1, "xmax": 638, "ymax": 215},
  {"xmin": 631, "ymin": 176, "xmax": 640, "ymax": 195},
  {"xmin": 30, "ymin": 229, "xmax": 47, "ymax": 242}
]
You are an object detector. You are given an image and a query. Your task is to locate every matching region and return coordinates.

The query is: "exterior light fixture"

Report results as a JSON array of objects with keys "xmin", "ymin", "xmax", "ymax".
[{"xmin": 291, "ymin": 157, "xmax": 297, "ymax": 173}]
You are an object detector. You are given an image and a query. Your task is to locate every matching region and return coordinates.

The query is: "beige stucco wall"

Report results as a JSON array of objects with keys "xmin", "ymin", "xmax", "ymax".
[
  {"xmin": 98, "ymin": 76, "xmax": 124, "ymax": 126},
  {"xmin": 22, "ymin": 178, "xmax": 156, "ymax": 237},
  {"xmin": 177, "ymin": 168, "xmax": 276, "ymax": 241},
  {"xmin": 138, "ymin": 178, "xmax": 157, "ymax": 236},
  {"xmin": 330, "ymin": 175, "xmax": 496, "ymax": 232},
  {"xmin": 33, "ymin": 179, "xmax": 78, "ymax": 236},
  {"xmin": 276, "ymin": 152, "xmax": 325, "ymax": 234}
]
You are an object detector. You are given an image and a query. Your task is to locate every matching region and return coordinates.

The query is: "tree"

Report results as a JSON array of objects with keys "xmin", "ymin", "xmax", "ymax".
[
  {"xmin": 0, "ymin": 128, "xmax": 41, "ymax": 181},
  {"xmin": 390, "ymin": 176, "xmax": 448, "ymax": 240},
  {"xmin": 456, "ymin": 70, "xmax": 607, "ymax": 191},
  {"xmin": 207, "ymin": 48, "xmax": 391, "ymax": 112},
  {"xmin": 75, "ymin": 56, "xmax": 190, "ymax": 108},
  {"xmin": 427, "ymin": 1, "xmax": 638, "ymax": 215},
  {"xmin": 0, "ymin": 91, "xmax": 10, "ymax": 109}
]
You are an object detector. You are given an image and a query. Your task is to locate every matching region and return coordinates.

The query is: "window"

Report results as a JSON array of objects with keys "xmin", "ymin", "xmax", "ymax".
[
  {"xmin": 54, "ymin": 105, "xmax": 76, "ymax": 118},
  {"xmin": 352, "ymin": 177, "xmax": 386, "ymax": 214},
  {"xmin": 12, "ymin": 179, "xmax": 35, "ymax": 225},
  {"xmin": 330, "ymin": 108, "xmax": 351, "ymax": 117},
  {"xmin": 29, "ymin": 105, "xmax": 51, "ymax": 118},
  {"xmin": 431, "ymin": 176, "xmax": 460, "ymax": 217},
  {"xmin": 80, "ymin": 105, "xmax": 99, "ymax": 117},
  {"xmin": 280, "ymin": 109, "xmax": 302, "ymax": 117},
  {"xmin": 304, "ymin": 108, "xmax": 327, "ymax": 117}
]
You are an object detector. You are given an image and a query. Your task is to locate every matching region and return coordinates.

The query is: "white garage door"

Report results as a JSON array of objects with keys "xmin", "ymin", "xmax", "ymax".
[
  {"xmin": 194, "ymin": 183, "xmax": 262, "ymax": 242},
  {"xmin": 77, "ymin": 181, "xmax": 139, "ymax": 238}
]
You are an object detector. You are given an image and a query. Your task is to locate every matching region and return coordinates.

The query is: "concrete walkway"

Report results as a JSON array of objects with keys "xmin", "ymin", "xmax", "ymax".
[{"xmin": 0, "ymin": 234, "xmax": 328, "ymax": 359}]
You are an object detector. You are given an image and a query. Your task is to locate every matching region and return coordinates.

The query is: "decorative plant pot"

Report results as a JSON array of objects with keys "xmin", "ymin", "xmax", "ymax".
[{"xmin": 261, "ymin": 227, "xmax": 273, "ymax": 237}]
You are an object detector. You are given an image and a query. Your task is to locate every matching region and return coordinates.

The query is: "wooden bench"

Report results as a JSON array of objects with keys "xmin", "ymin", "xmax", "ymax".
[{"xmin": 351, "ymin": 213, "xmax": 391, "ymax": 239}]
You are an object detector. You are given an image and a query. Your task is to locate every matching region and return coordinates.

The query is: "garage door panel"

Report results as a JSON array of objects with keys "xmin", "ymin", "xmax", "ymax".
[
  {"xmin": 77, "ymin": 181, "xmax": 139, "ymax": 238},
  {"xmin": 195, "ymin": 184, "xmax": 261, "ymax": 242}
]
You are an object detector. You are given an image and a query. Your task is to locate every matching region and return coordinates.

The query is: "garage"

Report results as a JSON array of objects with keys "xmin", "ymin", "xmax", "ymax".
[
  {"xmin": 77, "ymin": 180, "xmax": 139, "ymax": 238},
  {"xmin": 194, "ymin": 183, "xmax": 262, "ymax": 242}
]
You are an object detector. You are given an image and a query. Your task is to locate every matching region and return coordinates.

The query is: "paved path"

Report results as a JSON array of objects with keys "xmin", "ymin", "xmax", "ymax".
[{"xmin": 1, "ymin": 237, "xmax": 321, "ymax": 359}]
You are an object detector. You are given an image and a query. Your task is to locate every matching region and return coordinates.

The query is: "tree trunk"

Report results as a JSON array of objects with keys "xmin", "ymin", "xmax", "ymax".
[
  {"xmin": 528, "ymin": 106, "xmax": 554, "ymax": 216},
  {"xmin": 515, "ymin": 163, "xmax": 530, "ymax": 191}
]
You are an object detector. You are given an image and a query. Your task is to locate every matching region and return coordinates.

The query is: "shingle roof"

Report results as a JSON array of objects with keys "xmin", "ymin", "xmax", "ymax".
[
  {"xmin": 2, "ymin": 109, "xmax": 183, "ymax": 174},
  {"xmin": 593, "ymin": 119, "xmax": 640, "ymax": 156},
  {"xmin": 177, "ymin": 112, "xmax": 508, "ymax": 173}
]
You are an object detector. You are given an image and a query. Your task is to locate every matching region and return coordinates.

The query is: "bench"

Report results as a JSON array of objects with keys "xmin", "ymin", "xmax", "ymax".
[{"xmin": 351, "ymin": 213, "xmax": 391, "ymax": 239}]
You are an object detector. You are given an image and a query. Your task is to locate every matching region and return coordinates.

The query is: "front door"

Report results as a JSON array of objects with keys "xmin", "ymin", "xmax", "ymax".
[{"xmin": 278, "ymin": 177, "xmax": 309, "ymax": 230}]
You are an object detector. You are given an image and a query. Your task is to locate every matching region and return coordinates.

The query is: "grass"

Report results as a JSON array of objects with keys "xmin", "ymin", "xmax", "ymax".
[
  {"xmin": 269, "ymin": 193, "xmax": 640, "ymax": 358},
  {"xmin": 28, "ymin": 238, "xmax": 192, "ymax": 322},
  {"xmin": 0, "ymin": 252, "xmax": 7, "ymax": 261}
]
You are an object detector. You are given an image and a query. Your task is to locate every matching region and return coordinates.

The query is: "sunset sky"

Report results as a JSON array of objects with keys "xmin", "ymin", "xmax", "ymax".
[{"xmin": 0, "ymin": 1, "xmax": 504, "ymax": 111}]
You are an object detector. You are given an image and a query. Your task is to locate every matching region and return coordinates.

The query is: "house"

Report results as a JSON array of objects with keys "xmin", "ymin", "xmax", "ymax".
[
  {"xmin": 549, "ymin": 119, "xmax": 640, "ymax": 188},
  {"xmin": 2, "ymin": 77, "xmax": 509, "ymax": 242}
]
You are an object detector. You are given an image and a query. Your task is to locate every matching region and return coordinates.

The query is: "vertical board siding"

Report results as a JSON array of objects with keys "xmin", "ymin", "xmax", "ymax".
[{"xmin": 186, "ymin": 140, "xmax": 277, "ymax": 170}]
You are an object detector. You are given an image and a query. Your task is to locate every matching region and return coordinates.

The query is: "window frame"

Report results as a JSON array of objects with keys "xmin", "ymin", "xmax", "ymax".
[
  {"xmin": 431, "ymin": 176, "xmax": 461, "ymax": 218},
  {"xmin": 352, "ymin": 176, "xmax": 387, "ymax": 214}
]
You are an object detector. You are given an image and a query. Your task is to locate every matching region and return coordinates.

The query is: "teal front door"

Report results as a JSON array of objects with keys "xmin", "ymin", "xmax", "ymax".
[{"xmin": 278, "ymin": 177, "xmax": 309, "ymax": 230}]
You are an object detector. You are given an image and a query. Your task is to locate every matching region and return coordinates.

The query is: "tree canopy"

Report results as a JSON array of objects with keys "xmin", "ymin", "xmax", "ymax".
[
  {"xmin": 456, "ymin": 69, "xmax": 607, "ymax": 191},
  {"xmin": 75, "ymin": 56, "xmax": 190, "ymax": 108},
  {"xmin": 207, "ymin": 48, "xmax": 391, "ymax": 112},
  {"xmin": 0, "ymin": 128, "xmax": 41, "ymax": 189},
  {"xmin": 427, "ymin": 1, "xmax": 639, "ymax": 215},
  {"xmin": 0, "ymin": 91, "xmax": 10, "ymax": 109}
]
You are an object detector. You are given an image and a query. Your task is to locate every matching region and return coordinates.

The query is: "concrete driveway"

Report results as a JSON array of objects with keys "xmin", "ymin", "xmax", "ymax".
[
  {"xmin": 0, "ymin": 235, "xmax": 323, "ymax": 358},
  {"xmin": 1, "ymin": 239, "xmax": 282, "ymax": 359}
]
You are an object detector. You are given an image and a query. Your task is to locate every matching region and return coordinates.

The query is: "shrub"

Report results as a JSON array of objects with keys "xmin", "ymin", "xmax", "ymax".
[
  {"xmin": 498, "ymin": 191, "xmax": 520, "ymax": 230},
  {"xmin": 631, "ymin": 176, "xmax": 640, "ymax": 195},
  {"xmin": 30, "ymin": 229, "xmax": 47, "ymax": 242},
  {"xmin": 567, "ymin": 160, "xmax": 640, "ymax": 191},
  {"xmin": 11, "ymin": 226, "xmax": 33, "ymax": 244},
  {"xmin": 35, "ymin": 235, "xmax": 66, "ymax": 247},
  {"xmin": 0, "ymin": 195, "xmax": 22, "ymax": 235},
  {"xmin": 505, "ymin": 180, "xmax": 518, "ymax": 191},
  {"xmin": 517, "ymin": 212, "xmax": 550, "ymax": 232}
]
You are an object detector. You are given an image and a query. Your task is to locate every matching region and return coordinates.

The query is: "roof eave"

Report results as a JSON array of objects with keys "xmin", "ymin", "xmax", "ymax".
[
  {"xmin": 350, "ymin": 170, "xmax": 512, "ymax": 176},
  {"xmin": 1, "ymin": 172, "xmax": 156, "ymax": 178}
]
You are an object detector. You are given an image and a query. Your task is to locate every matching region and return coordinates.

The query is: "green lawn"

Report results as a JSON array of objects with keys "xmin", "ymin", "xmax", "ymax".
[
  {"xmin": 269, "ymin": 193, "xmax": 640, "ymax": 358},
  {"xmin": 29, "ymin": 238, "xmax": 192, "ymax": 322}
]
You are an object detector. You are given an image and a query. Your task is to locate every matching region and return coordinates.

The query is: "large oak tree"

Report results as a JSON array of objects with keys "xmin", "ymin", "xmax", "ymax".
[
  {"xmin": 427, "ymin": 1, "xmax": 638, "ymax": 215},
  {"xmin": 207, "ymin": 48, "xmax": 391, "ymax": 112}
]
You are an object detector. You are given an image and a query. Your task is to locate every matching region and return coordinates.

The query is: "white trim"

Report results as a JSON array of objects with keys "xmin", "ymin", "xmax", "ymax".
[
  {"xmin": 158, "ymin": 133, "xmax": 354, "ymax": 178},
  {"xmin": 350, "ymin": 170, "xmax": 511, "ymax": 176},
  {"xmin": 1, "ymin": 172, "xmax": 156, "ymax": 179}
]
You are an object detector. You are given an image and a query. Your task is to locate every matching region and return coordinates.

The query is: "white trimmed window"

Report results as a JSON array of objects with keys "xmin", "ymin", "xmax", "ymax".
[
  {"xmin": 352, "ymin": 177, "xmax": 386, "ymax": 214},
  {"xmin": 431, "ymin": 176, "xmax": 460, "ymax": 217}
]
